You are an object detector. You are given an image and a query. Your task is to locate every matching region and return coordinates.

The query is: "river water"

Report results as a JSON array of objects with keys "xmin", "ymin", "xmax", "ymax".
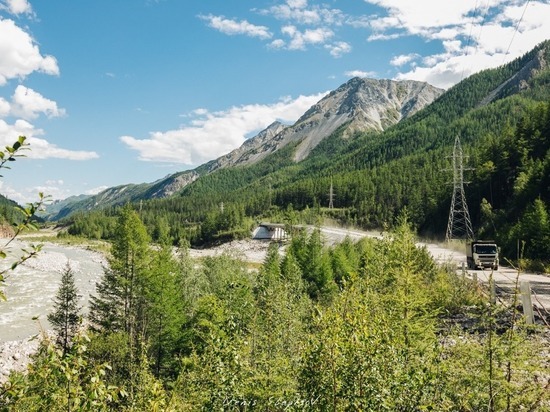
[{"xmin": 0, "ymin": 241, "xmax": 106, "ymax": 342}]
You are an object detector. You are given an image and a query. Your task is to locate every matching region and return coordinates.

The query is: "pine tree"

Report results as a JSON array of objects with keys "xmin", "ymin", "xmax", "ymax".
[{"xmin": 47, "ymin": 262, "xmax": 81, "ymax": 355}]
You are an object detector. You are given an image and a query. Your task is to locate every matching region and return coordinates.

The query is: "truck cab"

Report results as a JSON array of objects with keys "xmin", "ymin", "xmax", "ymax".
[{"xmin": 466, "ymin": 240, "xmax": 499, "ymax": 270}]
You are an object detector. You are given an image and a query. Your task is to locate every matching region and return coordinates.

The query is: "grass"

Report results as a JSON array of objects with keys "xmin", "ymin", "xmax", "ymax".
[{"xmin": 18, "ymin": 229, "xmax": 111, "ymax": 255}]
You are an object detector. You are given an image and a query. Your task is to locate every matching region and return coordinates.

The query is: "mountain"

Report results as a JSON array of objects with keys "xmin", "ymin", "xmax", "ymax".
[
  {"xmin": 0, "ymin": 193, "xmax": 22, "ymax": 237},
  {"xmin": 200, "ymin": 121, "xmax": 288, "ymax": 172},
  {"xmin": 58, "ymin": 39, "xmax": 550, "ymax": 254},
  {"xmin": 37, "ymin": 194, "xmax": 91, "ymax": 220},
  {"xmin": 203, "ymin": 79, "xmax": 443, "ymax": 167},
  {"xmin": 277, "ymin": 78, "xmax": 443, "ymax": 162},
  {"xmin": 45, "ymin": 78, "xmax": 443, "ymax": 220}
]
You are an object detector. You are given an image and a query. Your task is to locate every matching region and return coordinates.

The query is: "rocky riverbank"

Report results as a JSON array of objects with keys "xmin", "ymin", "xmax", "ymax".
[
  {"xmin": 0, "ymin": 337, "xmax": 41, "ymax": 383},
  {"xmin": 0, "ymin": 240, "xmax": 106, "ymax": 383}
]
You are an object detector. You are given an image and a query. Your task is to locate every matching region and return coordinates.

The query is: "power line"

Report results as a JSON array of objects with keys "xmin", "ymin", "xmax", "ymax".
[
  {"xmin": 461, "ymin": 0, "xmax": 481, "ymax": 81},
  {"xmin": 473, "ymin": 0, "xmax": 492, "ymax": 56},
  {"xmin": 502, "ymin": 0, "xmax": 531, "ymax": 64},
  {"xmin": 461, "ymin": 0, "xmax": 495, "ymax": 82}
]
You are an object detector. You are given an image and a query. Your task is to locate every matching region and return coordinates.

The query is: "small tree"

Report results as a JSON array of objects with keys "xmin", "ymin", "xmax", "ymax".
[
  {"xmin": 48, "ymin": 262, "xmax": 81, "ymax": 355},
  {"xmin": 0, "ymin": 136, "xmax": 46, "ymax": 301}
]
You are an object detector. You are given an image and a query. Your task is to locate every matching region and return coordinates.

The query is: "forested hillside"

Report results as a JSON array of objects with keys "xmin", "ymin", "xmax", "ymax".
[
  {"xmin": 0, "ymin": 194, "xmax": 19, "ymax": 235},
  {"xmin": 59, "ymin": 40, "xmax": 550, "ymax": 266}
]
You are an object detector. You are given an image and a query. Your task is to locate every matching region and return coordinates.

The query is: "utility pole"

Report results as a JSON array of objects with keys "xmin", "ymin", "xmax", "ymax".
[
  {"xmin": 328, "ymin": 177, "xmax": 334, "ymax": 209},
  {"xmin": 446, "ymin": 136, "xmax": 474, "ymax": 241}
]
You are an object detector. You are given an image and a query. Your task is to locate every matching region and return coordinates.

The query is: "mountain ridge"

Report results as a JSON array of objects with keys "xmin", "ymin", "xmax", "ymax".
[
  {"xmin": 44, "ymin": 78, "xmax": 444, "ymax": 220},
  {"xmin": 43, "ymin": 40, "xmax": 550, "ymax": 222}
]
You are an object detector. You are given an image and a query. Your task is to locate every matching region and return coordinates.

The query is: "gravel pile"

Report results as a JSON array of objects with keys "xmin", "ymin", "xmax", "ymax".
[{"xmin": 189, "ymin": 239, "xmax": 279, "ymax": 263}]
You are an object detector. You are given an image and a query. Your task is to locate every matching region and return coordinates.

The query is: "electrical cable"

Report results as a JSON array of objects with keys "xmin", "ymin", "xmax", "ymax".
[
  {"xmin": 460, "ymin": 0, "xmax": 481, "ymax": 81},
  {"xmin": 502, "ymin": 0, "xmax": 531, "ymax": 64}
]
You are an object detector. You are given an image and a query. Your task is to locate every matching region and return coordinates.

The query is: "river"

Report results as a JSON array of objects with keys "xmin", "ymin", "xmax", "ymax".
[{"xmin": 0, "ymin": 241, "xmax": 106, "ymax": 343}]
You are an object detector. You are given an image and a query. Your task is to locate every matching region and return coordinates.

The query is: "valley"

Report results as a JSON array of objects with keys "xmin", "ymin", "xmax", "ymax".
[{"xmin": 2, "ymin": 39, "xmax": 550, "ymax": 411}]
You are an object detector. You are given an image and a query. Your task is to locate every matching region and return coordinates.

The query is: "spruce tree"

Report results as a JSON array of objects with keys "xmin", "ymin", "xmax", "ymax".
[
  {"xmin": 89, "ymin": 204, "xmax": 150, "ymax": 338},
  {"xmin": 47, "ymin": 262, "xmax": 81, "ymax": 355}
]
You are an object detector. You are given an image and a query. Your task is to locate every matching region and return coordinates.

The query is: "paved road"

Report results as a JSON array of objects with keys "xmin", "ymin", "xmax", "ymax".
[{"xmin": 316, "ymin": 226, "xmax": 550, "ymax": 313}]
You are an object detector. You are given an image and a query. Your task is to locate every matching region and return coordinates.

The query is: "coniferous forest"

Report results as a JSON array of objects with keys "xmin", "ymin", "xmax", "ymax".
[{"xmin": 1, "ymin": 207, "xmax": 549, "ymax": 411}]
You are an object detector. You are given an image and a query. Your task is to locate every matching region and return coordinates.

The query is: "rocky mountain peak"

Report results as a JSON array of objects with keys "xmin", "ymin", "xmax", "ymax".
[
  {"xmin": 207, "ymin": 78, "xmax": 444, "ymax": 169},
  {"xmin": 204, "ymin": 120, "xmax": 288, "ymax": 172},
  {"xmin": 275, "ymin": 77, "xmax": 444, "ymax": 161}
]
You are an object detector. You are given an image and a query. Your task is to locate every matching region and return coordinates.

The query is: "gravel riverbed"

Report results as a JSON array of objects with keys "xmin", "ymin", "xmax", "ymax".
[{"xmin": 0, "ymin": 241, "xmax": 106, "ymax": 382}]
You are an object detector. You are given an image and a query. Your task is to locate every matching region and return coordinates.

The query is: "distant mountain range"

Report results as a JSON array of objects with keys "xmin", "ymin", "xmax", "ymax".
[
  {"xmin": 41, "ymin": 78, "xmax": 444, "ymax": 220},
  {"xmin": 40, "ymin": 39, "xmax": 550, "ymax": 223}
]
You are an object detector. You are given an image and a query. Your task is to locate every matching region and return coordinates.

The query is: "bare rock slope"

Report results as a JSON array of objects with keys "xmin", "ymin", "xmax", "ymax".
[{"xmin": 217, "ymin": 78, "xmax": 444, "ymax": 167}]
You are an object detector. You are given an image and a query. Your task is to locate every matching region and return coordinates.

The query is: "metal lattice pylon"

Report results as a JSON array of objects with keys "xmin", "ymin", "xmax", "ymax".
[
  {"xmin": 446, "ymin": 136, "xmax": 474, "ymax": 241},
  {"xmin": 328, "ymin": 177, "xmax": 334, "ymax": 209}
]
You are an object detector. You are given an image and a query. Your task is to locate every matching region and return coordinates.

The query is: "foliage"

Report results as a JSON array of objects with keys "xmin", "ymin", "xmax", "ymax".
[
  {"xmin": 89, "ymin": 204, "xmax": 150, "ymax": 338},
  {"xmin": 0, "ymin": 335, "xmax": 121, "ymax": 412},
  {"xmin": 3, "ymin": 219, "xmax": 549, "ymax": 410},
  {"xmin": 5, "ymin": 42, "xmax": 550, "ymax": 410}
]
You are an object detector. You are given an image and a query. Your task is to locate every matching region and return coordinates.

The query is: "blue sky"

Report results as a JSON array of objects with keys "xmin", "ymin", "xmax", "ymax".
[{"xmin": 0, "ymin": 0, "xmax": 549, "ymax": 204}]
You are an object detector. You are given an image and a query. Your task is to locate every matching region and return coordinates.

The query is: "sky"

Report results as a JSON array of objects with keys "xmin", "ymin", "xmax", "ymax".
[{"xmin": 0, "ymin": 0, "xmax": 549, "ymax": 204}]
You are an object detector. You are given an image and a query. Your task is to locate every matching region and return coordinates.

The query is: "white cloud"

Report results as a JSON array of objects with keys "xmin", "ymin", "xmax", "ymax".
[
  {"xmin": 199, "ymin": 14, "xmax": 272, "ymax": 39},
  {"xmin": 345, "ymin": 70, "xmax": 377, "ymax": 78},
  {"xmin": 280, "ymin": 25, "xmax": 334, "ymax": 50},
  {"xmin": 0, "ymin": 97, "xmax": 9, "ymax": 117},
  {"xmin": 249, "ymin": 1, "xmax": 346, "ymax": 56},
  {"xmin": 268, "ymin": 39, "xmax": 286, "ymax": 49},
  {"xmin": 390, "ymin": 53, "xmax": 420, "ymax": 67},
  {"xmin": 121, "ymin": 93, "xmax": 328, "ymax": 164},
  {"xmin": 367, "ymin": 32, "xmax": 403, "ymax": 41},
  {"xmin": 0, "ymin": 179, "xmax": 69, "ymax": 205},
  {"xmin": 365, "ymin": 1, "xmax": 481, "ymax": 33},
  {"xmin": 326, "ymin": 41, "xmax": 352, "ymax": 58},
  {"xmin": 193, "ymin": 108, "xmax": 208, "ymax": 116},
  {"xmin": 0, "ymin": 19, "xmax": 59, "ymax": 85},
  {"xmin": 0, "ymin": 181, "xmax": 29, "ymax": 205},
  {"xmin": 0, "ymin": 119, "xmax": 99, "ymax": 160},
  {"xmin": 85, "ymin": 186, "xmax": 108, "ymax": 195},
  {"xmin": 9, "ymin": 85, "xmax": 66, "ymax": 120},
  {"xmin": 287, "ymin": 0, "xmax": 307, "ymax": 9},
  {"xmin": 1, "ymin": 0, "xmax": 32, "ymax": 15},
  {"xmin": 0, "ymin": 18, "xmax": 96, "ymax": 165},
  {"xmin": 260, "ymin": 0, "xmax": 344, "ymax": 26},
  {"xmin": 0, "ymin": 86, "xmax": 66, "ymax": 119},
  {"xmin": 268, "ymin": 3, "xmax": 321, "ymax": 25},
  {"xmin": 362, "ymin": 0, "xmax": 550, "ymax": 89}
]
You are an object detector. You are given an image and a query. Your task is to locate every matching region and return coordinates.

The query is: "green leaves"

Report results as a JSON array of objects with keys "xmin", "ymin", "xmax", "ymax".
[{"xmin": 0, "ymin": 136, "xmax": 28, "ymax": 176}]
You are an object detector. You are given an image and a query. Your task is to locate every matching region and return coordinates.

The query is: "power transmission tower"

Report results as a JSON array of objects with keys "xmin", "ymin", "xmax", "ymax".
[
  {"xmin": 446, "ymin": 136, "xmax": 474, "ymax": 241},
  {"xmin": 328, "ymin": 178, "xmax": 334, "ymax": 209}
]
